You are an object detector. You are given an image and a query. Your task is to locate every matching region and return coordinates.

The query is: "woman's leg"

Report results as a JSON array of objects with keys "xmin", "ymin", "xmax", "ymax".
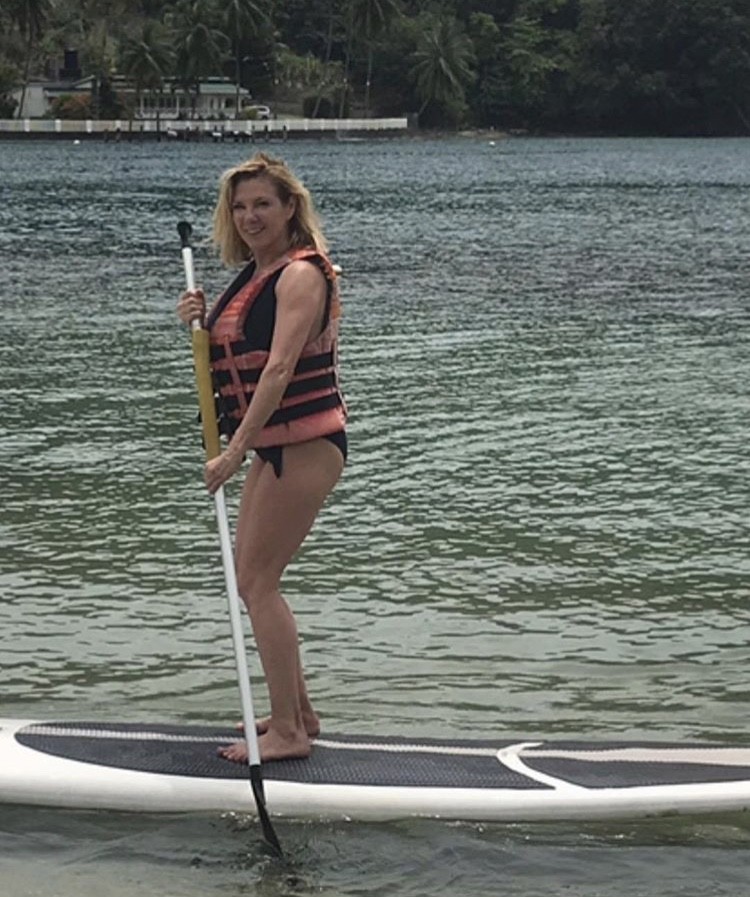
[
  {"xmin": 220, "ymin": 437, "xmax": 343, "ymax": 762},
  {"xmin": 229, "ymin": 456, "xmax": 319, "ymax": 737},
  {"xmin": 252, "ymin": 658, "xmax": 320, "ymax": 736}
]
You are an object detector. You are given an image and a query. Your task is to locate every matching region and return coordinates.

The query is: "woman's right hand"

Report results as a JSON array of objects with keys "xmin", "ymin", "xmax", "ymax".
[{"xmin": 177, "ymin": 288, "xmax": 206, "ymax": 327}]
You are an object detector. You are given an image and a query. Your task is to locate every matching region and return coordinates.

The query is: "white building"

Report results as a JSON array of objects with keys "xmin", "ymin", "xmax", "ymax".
[
  {"xmin": 132, "ymin": 78, "xmax": 262, "ymax": 119},
  {"xmin": 12, "ymin": 77, "xmax": 95, "ymax": 118},
  {"xmin": 12, "ymin": 76, "xmax": 265, "ymax": 120}
]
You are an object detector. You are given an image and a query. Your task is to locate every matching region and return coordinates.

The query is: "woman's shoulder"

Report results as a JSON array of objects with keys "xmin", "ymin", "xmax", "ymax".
[
  {"xmin": 277, "ymin": 264, "xmax": 326, "ymax": 302},
  {"xmin": 281, "ymin": 252, "xmax": 331, "ymax": 285}
]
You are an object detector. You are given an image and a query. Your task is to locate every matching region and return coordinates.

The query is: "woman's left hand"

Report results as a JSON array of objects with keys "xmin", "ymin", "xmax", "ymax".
[{"xmin": 204, "ymin": 448, "xmax": 244, "ymax": 494}]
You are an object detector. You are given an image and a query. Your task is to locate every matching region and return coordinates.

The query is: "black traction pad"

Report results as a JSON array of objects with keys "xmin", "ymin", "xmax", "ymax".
[
  {"xmin": 523, "ymin": 742, "xmax": 750, "ymax": 788},
  {"xmin": 15, "ymin": 723, "xmax": 548, "ymax": 790}
]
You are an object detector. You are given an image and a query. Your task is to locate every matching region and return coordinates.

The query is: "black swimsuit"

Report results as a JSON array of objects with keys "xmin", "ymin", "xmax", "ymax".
[{"xmin": 257, "ymin": 430, "xmax": 348, "ymax": 478}]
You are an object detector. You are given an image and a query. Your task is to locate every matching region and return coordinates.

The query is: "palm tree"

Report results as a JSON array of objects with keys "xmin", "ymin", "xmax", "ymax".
[
  {"xmin": 410, "ymin": 14, "xmax": 476, "ymax": 120},
  {"xmin": 9, "ymin": 0, "xmax": 51, "ymax": 118},
  {"xmin": 311, "ymin": 0, "xmax": 340, "ymax": 118},
  {"xmin": 119, "ymin": 21, "xmax": 174, "ymax": 124},
  {"xmin": 223, "ymin": 0, "xmax": 267, "ymax": 118},
  {"xmin": 169, "ymin": 0, "xmax": 229, "ymax": 118},
  {"xmin": 349, "ymin": 0, "xmax": 402, "ymax": 117},
  {"xmin": 75, "ymin": 0, "xmax": 130, "ymax": 118}
]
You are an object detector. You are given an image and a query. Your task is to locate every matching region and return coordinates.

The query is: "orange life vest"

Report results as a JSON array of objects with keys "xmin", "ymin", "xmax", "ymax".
[{"xmin": 207, "ymin": 249, "xmax": 346, "ymax": 449}]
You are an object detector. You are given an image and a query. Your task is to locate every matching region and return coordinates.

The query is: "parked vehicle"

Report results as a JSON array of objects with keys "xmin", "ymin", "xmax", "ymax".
[{"xmin": 246, "ymin": 105, "xmax": 271, "ymax": 120}]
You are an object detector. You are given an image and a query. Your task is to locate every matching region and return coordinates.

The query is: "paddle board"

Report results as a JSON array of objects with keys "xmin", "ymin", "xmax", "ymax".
[{"xmin": 2, "ymin": 718, "xmax": 750, "ymax": 822}]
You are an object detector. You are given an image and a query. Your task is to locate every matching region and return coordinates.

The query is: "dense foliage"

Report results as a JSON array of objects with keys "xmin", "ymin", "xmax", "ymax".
[{"xmin": 1, "ymin": 0, "xmax": 749, "ymax": 133}]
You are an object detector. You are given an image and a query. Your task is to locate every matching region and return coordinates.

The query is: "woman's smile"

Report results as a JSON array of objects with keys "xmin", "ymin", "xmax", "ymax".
[{"xmin": 231, "ymin": 175, "xmax": 295, "ymax": 259}]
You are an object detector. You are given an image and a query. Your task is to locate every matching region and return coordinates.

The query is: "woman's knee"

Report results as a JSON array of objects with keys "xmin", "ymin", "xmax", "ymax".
[{"xmin": 236, "ymin": 564, "xmax": 280, "ymax": 609}]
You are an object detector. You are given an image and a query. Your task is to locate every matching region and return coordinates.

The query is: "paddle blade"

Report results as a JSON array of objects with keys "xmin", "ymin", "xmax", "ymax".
[{"xmin": 250, "ymin": 766, "xmax": 283, "ymax": 857}]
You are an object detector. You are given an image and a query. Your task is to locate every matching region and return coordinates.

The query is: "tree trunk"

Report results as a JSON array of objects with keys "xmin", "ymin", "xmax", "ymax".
[
  {"xmin": 312, "ymin": 0, "xmax": 335, "ymax": 119},
  {"xmin": 733, "ymin": 100, "xmax": 750, "ymax": 134},
  {"xmin": 16, "ymin": 33, "xmax": 34, "ymax": 119},
  {"xmin": 234, "ymin": 42, "xmax": 241, "ymax": 119},
  {"xmin": 364, "ymin": 46, "xmax": 373, "ymax": 118},
  {"xmin": 338, "ymin": 5, "xmax": 354, "ymax": 119}
]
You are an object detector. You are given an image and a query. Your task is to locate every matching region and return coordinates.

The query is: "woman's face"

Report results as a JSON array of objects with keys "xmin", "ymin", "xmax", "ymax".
[{"xmin": 231, "ymin": 175, "xmax": 295, "ymax": 257}]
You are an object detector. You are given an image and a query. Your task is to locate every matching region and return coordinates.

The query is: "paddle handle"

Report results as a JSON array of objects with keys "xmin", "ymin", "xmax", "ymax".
[
  {"xmin": 182, "ymin": 245, "xmax": 196, "ymax": 292},
  {"xmin": 191, "ymin": 329, "xmax": 221, "ymax": 461},
  {"xmin": 178, "ymin": 221, "xmax": 196, "ymax": 290},
  {"xmin": 177, "ymin": 223, "xmax": 220, "ymax": 461}
]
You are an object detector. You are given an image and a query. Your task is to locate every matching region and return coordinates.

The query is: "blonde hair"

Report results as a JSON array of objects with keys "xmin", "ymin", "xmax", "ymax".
[{"xmin": 212, "ymin": 152, "xmax": 327, "ymax": 266}]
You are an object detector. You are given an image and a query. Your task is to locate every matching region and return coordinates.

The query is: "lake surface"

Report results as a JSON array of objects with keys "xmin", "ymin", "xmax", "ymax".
[{"xmin": 1, "ymin": 134, "xmax": 749, "ymax": 895}]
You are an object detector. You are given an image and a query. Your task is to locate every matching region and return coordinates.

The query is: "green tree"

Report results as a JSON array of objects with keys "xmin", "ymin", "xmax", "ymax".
[
  {"xmin": 119, "ymin": 21, "xmax": 174, "ymax": 121},
  {"xmin": 0, "ymin": 60, "xmax": 19, "ymax": 117},
  {"xmin": 307, "ymin": 0, "xmax": 344, "ymax": 117},
  {"xmin": 359, "ymin": 10, "xmax": 411, "ymax": 114},
  {"xmin": 49, "ymin": 0, "xmax": 132, "ymax": 118},
  {"xmin": 274, "ymin": 0, "xmax": 340, "ymax": 59},
  {"xmin": 224, "ymin": 0, "xmax": 267, "ymax": 118},
  {"xmin": 168, "ymin": 0, "xmax": 229, "ymax": 118},
  {"xmin": 7, "ymin": 0, "xmax": 51, "ymax": 118},
  {"xmin": 349, "ymin": 0, "xmax": 402, "ymax": 116},
  {"xmin": 409, "ymin": 13, "xmax": 476, "ymax": 125},
  {"xmin": 573, "ymin": 0, "xmax": 750, "ymax": 134},
  {"xmin": 499, "ymin": 15, "xmax": 572, "ymax": 127},
  {"xmin": 467, "ymin": 11, "xmax": 503, "ymax": 126}
]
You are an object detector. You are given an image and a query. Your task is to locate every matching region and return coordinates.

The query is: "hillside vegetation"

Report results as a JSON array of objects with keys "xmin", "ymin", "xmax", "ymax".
[{"xmin": 1, "ymin": 0, "xmax": 749, "ymax": 133}]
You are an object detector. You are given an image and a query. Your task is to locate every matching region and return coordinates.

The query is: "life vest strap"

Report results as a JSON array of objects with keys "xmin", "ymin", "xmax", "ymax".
[
  {"xmin": 218, "ymin": 392, "xmax": 344, "ymax": 431},
  {"xmin": 219, "ymin": 371, "xmax": 338, "ymax": 413},
  {"xmin": 211, "ymin": 346, "xmax": 334, "ymax": 374},
  {"xmin": 266, "ymin": 392, "xmax": 343, "ymax": 427}
]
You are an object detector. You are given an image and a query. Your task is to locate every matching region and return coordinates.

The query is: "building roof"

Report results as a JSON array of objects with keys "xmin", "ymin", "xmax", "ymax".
[
  {"xmin": 192, "ymin": 82, "xmax": 250, "ymax": 96},
  {"xmin": 19, "ymin": 75, "xmax": 250, "ymax": 97}
]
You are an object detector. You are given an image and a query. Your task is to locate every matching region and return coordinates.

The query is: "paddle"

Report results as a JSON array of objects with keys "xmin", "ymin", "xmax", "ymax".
[{"xmin": 177, "ymin": 220, "xmax": 283, "ymax": 857}]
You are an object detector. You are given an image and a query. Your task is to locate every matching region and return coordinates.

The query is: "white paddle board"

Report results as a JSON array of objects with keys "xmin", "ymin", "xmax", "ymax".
[{"xmin": 2, "ymin": 718, "xmax": 750, "ymax": 822}]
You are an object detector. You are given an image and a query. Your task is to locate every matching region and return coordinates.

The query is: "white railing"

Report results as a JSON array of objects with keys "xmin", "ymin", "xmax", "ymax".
[{"xmin": 0, "ymin": 116, "xmax": 409, "ymax": 136}]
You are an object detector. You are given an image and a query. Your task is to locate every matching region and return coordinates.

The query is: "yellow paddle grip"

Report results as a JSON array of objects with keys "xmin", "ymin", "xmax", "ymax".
[{"xmin": 191, "ymin": 327, "xmax": 221, "ymax": 461}]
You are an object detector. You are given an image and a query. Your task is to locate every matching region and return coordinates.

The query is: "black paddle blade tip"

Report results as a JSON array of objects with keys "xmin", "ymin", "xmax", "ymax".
[
  {"xmin": 250, "ymin": 767, "xmax": 283, "ymax": 857},
  {"xmin": 177, "ymin": 220, "xmax": 193, "ymax": 247}
]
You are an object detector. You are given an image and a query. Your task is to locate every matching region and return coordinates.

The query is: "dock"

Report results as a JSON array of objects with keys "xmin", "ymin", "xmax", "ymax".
[{"xmin": 0, "ymin": 116, "xmax": 410, "ymax": 141}]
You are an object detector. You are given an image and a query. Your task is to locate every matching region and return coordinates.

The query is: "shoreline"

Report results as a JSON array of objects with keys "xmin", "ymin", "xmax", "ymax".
[
  {"xmin": 2, "ymin": 119, "xmax": 743, "ymax": 142},
  {"xmin": 0, "ymin": 116, "xmax": 410, "ymax": 142}
]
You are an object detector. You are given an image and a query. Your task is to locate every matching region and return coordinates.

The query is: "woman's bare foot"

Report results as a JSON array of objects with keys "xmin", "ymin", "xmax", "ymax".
[
  {"xmin": 236, "ymin": 713, "xmax": 320, "ymax": 738},
  {"xmin": 259, "ymin": 728, "xmax": 312, "ymax": 762},
  {"xmin": 219, "ymin": 727, "xmax": 312, "ymax": 763}
]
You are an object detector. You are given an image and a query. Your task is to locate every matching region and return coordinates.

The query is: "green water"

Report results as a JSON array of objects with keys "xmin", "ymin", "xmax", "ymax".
[{"xmin": 1, "ymin": 136, "xmax": 749, "ymax": 895}]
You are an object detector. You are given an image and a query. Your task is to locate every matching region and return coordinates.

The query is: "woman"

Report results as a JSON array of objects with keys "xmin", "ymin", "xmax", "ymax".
[{"xmin": 177, "ymin": 153, "xmax": 346, "ymax": 762}]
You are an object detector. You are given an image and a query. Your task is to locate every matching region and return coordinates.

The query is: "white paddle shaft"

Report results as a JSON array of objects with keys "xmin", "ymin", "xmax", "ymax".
[
  {"xmin": 181, "ymin": 246, "xmax": 196, "ymax": 291},
  {"xmin": 213, "ymin": 486, "xmax": 262, "ymax": 769},
  {"xmin": 179, "ymin": 229, "xmax": 262, "ymax": 772}
]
